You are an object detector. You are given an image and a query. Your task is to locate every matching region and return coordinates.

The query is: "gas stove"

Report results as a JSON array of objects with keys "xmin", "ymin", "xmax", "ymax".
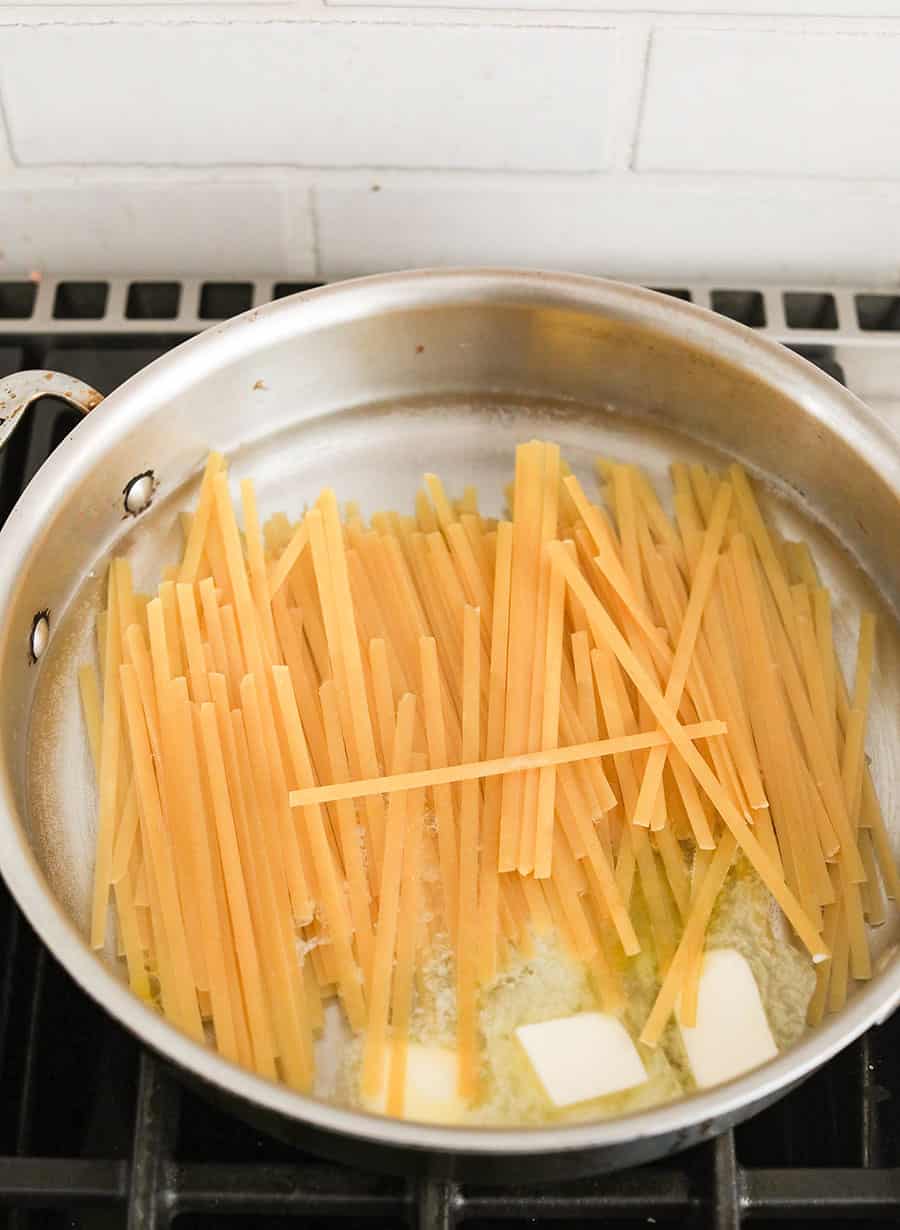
[{"xmin": 0, "ymin": 275, "xmax": 898, "ymax": 1229}]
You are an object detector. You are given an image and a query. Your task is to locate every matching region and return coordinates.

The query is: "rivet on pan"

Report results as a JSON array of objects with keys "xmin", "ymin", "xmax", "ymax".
[
  {"xmin": 123, "ymin": 470, "xmax": 156, "ymax": 517},
  {"xmin": 30, "ymin": 611, "xmax": 50, "ymax": 663}
]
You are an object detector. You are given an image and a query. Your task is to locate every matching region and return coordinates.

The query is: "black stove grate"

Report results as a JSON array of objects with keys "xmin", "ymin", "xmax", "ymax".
[{"xmin": 0, "ymin": 330, "xmax": 898, "ymax": 1229}]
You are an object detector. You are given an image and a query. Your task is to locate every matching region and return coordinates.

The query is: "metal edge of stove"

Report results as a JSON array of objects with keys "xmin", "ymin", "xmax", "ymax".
[{"xmin": 1, "ymin": 275, "xmax": 900, "ymax": 347}]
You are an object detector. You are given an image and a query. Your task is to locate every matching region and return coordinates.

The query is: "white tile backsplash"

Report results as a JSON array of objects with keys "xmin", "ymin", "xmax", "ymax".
[
  {"xmin": 1, "ymin": 9, "xmax": 899, "ymax": 281},
  {"xmin": 314, "ymin": 179, "xmax": 900, "ymax": 283},
  {"xmin": 0, "ymin": 106, "xmax": 12, "ymax": 171},
  {"xmin": 16, "ymin": 1, "xmax": 900, "ymax": 9},
  {"xmin": 324, "ymin": 0, "xmax": 900, "ymax": 9},
  {"xmin": 0, "ymin": 179, "xmax": 308, "ymax": 275},
  {"xmin": 637, "ymin": 29, "xmax": 900, "ymax": 178},
  {"xmin": 1, "ymin": 22, "xmax": 615, "ymax": 172}
]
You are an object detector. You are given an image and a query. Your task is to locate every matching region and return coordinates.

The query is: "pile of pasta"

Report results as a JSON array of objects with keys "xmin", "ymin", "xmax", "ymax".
[{"xmin": 80, "ymin": 443, "xmax": 899, "ymax": 1112}]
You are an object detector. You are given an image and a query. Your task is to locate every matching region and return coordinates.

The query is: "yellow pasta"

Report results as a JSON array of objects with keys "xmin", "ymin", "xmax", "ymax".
[
  {"xmin": 319, "ymin": 680, "xmax": 375, "ymax": 983},
  {"xmin": 632, "ymin": 483, "xmax": 731, "ymax": 830},
  {"xmin": 274, "ymin": 666, "xmax": 366, "ymax": 1029},
  {"xmin": 362, "ymin": 694, "xmax": 417, "ymax": 1096},
  {"xmin": 289, "ymin": 721, "xmax": 725, "ymax": 808},
  {"xmin": 195, "ymin": 709, "xmax": 272, "ymax": 1065},
  {"xmin": 230, "ymin": 709, "xmax": 313, "ymax": 1089},
  {"xmin": 419, "ymin": 636, "xmax": 460, "ymax": 945},
  {"xmin": 91, "ymin": 565, "xmax": 123, "ymax": 950},
  {"xmin": 241, "ymin": 478, "xmax": 281, "ymax": 667},
  {"xmin": 270, "ymin": 520, "xmax": 309, "ymax": 597},
  {"xmin": 552, "ymin": 543, "xmax": 826, "ymax": 962},
  {"xmin": 478, "ymin": 520, "xmax": 513, "ymax": 984},
  {"xmin": 534, "ymin": 543, "xmax": 566, "ymax": 878},
  {"xmin": 457, "ymin": 605, "xmax": 482, "ymax": 1098},
  {"xmin": 179, "ymin": 452, "xmax": 225, "ymax": 583},
  {"xmin": 387, "ymin": 754, "xmax": 427, "ymax": 1116},
  {"xmin": 119, "ymin": 664, "xmax": 203, "ymax": 1041},
  {"xmin": 169, "ymin": 678, "xmax": 240, "ymax": 1062},
  {"xmin": 500, "ymin": 442, "xmax": 544, "ymax": 871},
  {"xmin": 84, "ymin": 444, "xmax": 896, "ymax": 1115},
  {"xmin": 519, "ymin": 443, "xmax": 560, "ymax": 874}
]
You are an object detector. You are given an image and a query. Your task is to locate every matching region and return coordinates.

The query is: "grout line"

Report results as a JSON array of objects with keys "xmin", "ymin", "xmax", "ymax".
[
  {"xmin": 8, "ymin": 160, "xmax": 900, "ymax": 196},
  {"xmin": 626, "ymin": 22, "xmax": 654, "ymax": 173},
  {"xmin": 0, "ymin": 88, "xmax": 15, "ymax": 173},
  {"xmin": 309, "ymin": 185, "xmax": 323, "ymax": 280},
  {"xmin": 593, "ymin": 20, "xmax": 643, "ymax": 174},
  {"xmin": 5, "ymin": 9, "xmax": 900, "ymax": 32}
]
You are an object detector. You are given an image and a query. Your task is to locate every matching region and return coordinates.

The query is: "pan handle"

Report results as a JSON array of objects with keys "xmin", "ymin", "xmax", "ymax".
[{"xmin": 0, "ymin": 370, "xmax": 104, "ymax": 453}]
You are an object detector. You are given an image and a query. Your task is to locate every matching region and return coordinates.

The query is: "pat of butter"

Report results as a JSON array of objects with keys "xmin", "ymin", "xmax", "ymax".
[
  {"xmin": 678, "ymin": 948, "xmax": 778, "ymax": 1090},
  {"xmin": 360, "ymin": 1043, "xmax": 467, "ymax": 1124},
  {"xmin": 515, "ymin": 1012, "xmax": 648, "ymax": 1107}
]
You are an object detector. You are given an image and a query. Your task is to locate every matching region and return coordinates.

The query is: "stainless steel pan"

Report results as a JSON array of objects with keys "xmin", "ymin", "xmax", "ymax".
[{"xmin": 1, "ymin": 270, "xmax": 898, "ymax": 1181}]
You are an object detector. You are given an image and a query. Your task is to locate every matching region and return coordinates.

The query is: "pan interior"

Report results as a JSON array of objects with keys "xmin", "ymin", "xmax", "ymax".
[{"xmin": 25, "ymin": 388, "xmax": 900, "ymax": 1113}]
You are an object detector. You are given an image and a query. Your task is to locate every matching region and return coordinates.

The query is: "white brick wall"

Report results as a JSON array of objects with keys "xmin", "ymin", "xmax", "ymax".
[
  {"xmin": 1, "ymin": 4, "xmax": 900, "ymax": 282},
  {"xmin": 2, "ymin": 23, "xmax": 616, "ymax": 170},
  {"xmin": 314, "ymin": 179, "xmax": 900, "ymax": 284},
  {"xmin": 0, "ymin": 178, "xmax": 307, "ymax": 275},
  {"xmin": 637, "ymin": 29, "xmax": 900, "ymax": 178}
]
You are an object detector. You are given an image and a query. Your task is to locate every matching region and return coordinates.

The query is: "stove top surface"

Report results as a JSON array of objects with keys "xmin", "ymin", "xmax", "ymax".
[{"xmin": 1, "ymin": 281, "xmax": 898, "ymax": 1228}]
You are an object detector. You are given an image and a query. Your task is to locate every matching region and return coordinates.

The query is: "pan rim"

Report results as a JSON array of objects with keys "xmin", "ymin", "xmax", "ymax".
[{"xmin": 0, "ymin": 266, "xmax": 898, "ymax": 1158}]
